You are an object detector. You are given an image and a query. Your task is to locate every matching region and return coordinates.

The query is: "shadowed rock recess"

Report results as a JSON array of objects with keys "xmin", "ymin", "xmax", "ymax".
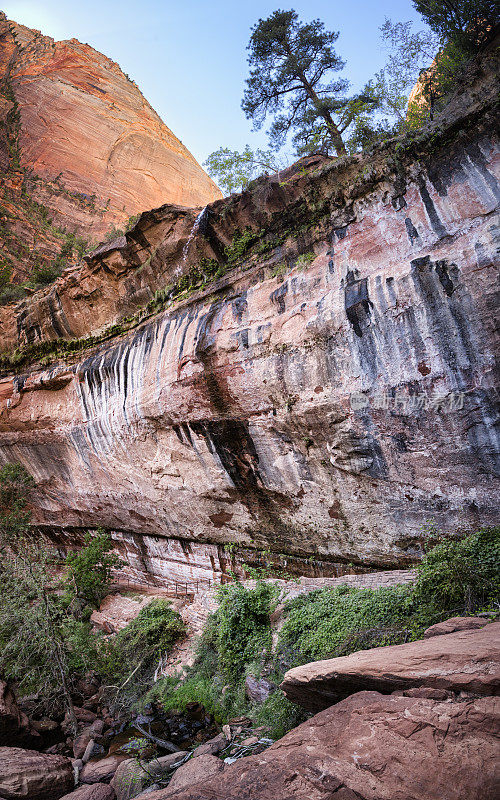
[{"xmin": 0, "ymin": 44, "xmax": 498, "ymax": 581}]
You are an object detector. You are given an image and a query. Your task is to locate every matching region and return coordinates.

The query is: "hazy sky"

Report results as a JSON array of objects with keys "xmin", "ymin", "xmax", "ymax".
[{"xmin": 3, "ymin": 0, "xmax": 427, "ymax": 165}]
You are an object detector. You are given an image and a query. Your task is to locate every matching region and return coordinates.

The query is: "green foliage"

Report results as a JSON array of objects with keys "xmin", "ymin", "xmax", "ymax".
[
  {"xmin": 295, "ymin": 251, "xmax": 315, "ymax": 269},
  {"xmin": 255, "ymin": 690, "xmax": 307, "ymax": 740},
  {"xmin": 117, "ymin": 599, "xmax": 186, "ymax": 660},
  {"xmin": 0, "ymin": 282, "xmax": 25, "ymax": 305},
  {"xmin": 0, "ymin": 463, "xmax": 98, "ymax": 724},
  {"xmin": 215, "ymin": 581, "xmax": 279, "ymax": 680},
  {"xmin": 65, "ymin": 530, "xmax": 124, "ymax": 608},
  {"xmin": 412, "ymin": 1, "xmax": 499, "ymax": 54},
  {"xmin": 28, "ymin": 260, "xmax": 63, "ymax": 287},
  {"xmin": 149, "ymin": 582, "xmax": 279, "ymax": 726},
  {"xmin": 374, "ymin": 19, "xmax": 442, "ymax": 132},
  {"xmin": 277, "ymin": 584, "xmax": 417, "ymax": 667},
  {"xmin": 0, "ymin": 462, "xmax": 34, "ymax": 544},
  {"xmin": 414, "ymin": 526, "xmax": 500, "ymax": 614},
  {"xmin": 203, "ymin": 145, "xmax": 283, "ymax": 195},
  {"xmin": 225, "ymin": 227, "xmax": 260, "ymax": 264},
  {"xmin": 100, "ymin": 599, "xmax": 186, "ymax": 710},
  {"xmin": 242, "ymin": 9, "xmax": 379, "ymax": 157},
  {"xmin": 271, "ymin": 261, "xmax": 288, "ymax": 279},
  {"xmin": 374, "ymin": 17, "xmax": 477, "ymax": 134}
]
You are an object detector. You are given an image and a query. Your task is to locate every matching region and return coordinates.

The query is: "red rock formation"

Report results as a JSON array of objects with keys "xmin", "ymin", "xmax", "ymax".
[
  {"xmin": 281, "ymin": 619, "xmax": 500, "ymax": 711},
  {"xmin": 0, "ymin": 43, "xmax": 498, "ymax": 578},
  {"xmin": 143, "ymin": 692, "xmax": 500, "ymax": 800},
  {"xmin": 0, "ymin": 12, "xmax": 220, "ymax": 285},
  {"xmin": 0, "ymin": 746, "xmax": 74, "ymax": 800},
  {"xmin": 0, "ymin": 681, "xmax": 39, "ymax": 747}
]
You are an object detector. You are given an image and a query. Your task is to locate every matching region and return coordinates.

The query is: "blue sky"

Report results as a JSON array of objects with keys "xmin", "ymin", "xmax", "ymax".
[{"xmin": 4, "ymin": 0, "xmax": 427, "ymax": 165}]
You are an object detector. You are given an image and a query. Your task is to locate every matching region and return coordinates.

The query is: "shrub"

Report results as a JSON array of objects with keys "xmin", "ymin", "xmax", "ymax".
[
  {"xmin": 255, "ymin": 690, "xmax": 308, "ymax": 740},
  {"xmin": 147, "ymin": 582, "xmax": 278, "ymax": 724},
  {"xmin": 276, "ymin": 583, "xmax": 418, "ymax": 668},
  {"xmin": 100, "ymin": 599, "xmax": 186, "ymax": 709},
  {"xmin": 0, "ymin": 283, "xmax": 26, "ymax": 305},
  {"xmin": 118, "ymin": 599, "xmax": 187, "ymax": 658},
  {"xmin": 28, "ymin": 260, "xmax": 63, "ymax": 287},
  {"xmin": 295, "ymin": 251, "xmax": 315, "ymax": 269},
  {"xmin": 215, "ymin": 581, "xmax": 279, "ymax": 680},
  {"xmin": 0, "ymin": 462, "xmax": 34, "ymax": 543},
  {"xmin": 65, "ymin": 530, "xmax": 124, "ymax": 608},
  {"xmin": 414, "ymin": 526, "xmax": 500, "ymax": 614},
  {"xmin": 225, "ymin": 227, "xmax": 260, "ymax": 263}
]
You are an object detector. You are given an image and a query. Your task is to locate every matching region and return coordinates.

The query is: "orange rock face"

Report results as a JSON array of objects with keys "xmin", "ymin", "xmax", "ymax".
[{"xmin": 0, "ymin": 13, "xmax": 220, "ymax": 284}]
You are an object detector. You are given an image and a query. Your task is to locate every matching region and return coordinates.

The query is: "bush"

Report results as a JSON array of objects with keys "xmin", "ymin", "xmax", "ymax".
[
  {"xmin": 276, "ymin": 583, "xmax": 418, "ymax": 668},
  {"xmin": 100, "ymin": 599, "xmax": 186, "ymax": 709},
  {"xmin": 147, "ymin": 582, "xmax": 278, "ymax": 725},
  {"xmin": 414, "ymin": 526, "xmax": 500, "ymax": 614},
  {"xmin": 215, "ymin": 581, "xmax": 279, "ymax": 680},
  {"xmin": 0, "ymin": 462, "xmax": 34, "ymax": 542},
  {"xmin": 255, "ymin": 690, "xmax": 308, "ymax": 740},
  {"xmin": 0, "ymin": 283, "xmax": 26, "ymax": 305},
  {"xmin": 66, "ymin": 530, "xmax": 124, "ymax": 608}
]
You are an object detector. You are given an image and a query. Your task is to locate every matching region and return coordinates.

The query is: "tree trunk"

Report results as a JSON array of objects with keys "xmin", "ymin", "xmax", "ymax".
[{"xmin": 286, "ymin": 48, "xmax": 346, "ymax": 156}]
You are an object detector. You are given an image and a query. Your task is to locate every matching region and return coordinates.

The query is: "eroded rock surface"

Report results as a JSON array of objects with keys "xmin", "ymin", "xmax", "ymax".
[
  {"xmin": 423, "ymin": 616, "xmax": 490, "ymax": 638},
  {"xmin": 0, "ymin": 12, "xmax": 220, "ymax": 282},
  {"xmin": 0, "ymin": 43, "xmax": 498, "ymax": 575},
  {"xmin": 0, "ymin": 747, "xmax": 74, "ymax": 800},
  {"xmin": 142, "ymin": 692, "xmax": 500, "ymax": 800},
  {"xmin": 60, "ymin": 788, "xmax": 115, "ymax": 800},
  {"xmin": 281, "ymin": 619, "xmax": 500, "ymax": 711}
]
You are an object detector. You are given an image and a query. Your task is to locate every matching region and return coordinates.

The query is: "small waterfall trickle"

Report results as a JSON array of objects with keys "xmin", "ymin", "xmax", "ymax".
[{"xmin": 182, "ymin": 205, "xmax": 209, "ymax": 262}]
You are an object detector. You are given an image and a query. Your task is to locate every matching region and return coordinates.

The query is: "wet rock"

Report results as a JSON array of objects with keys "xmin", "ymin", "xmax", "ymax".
[
  {"xmin": 73, "ymin": 721, "xmax": 105, "ymax": 759},
  {"xmin": 31, "ymin": 717, "xmax": 59, "ymax": 736},
  {"xmin": 110, "ymin": 759, "xmax": 147, "ymax": 800},
  {"xmin": 159, "ymin": 754, "xmax": 224, "ymax": 796},
  {"xmin": 153, "ymin": 753, "xmax": 188, "ymax": 771},
  {"xmin": 0, "ymin": 746, "xmax": 73, "ymax": 799},
  {"xmin": 281, "ymin": 620, "xmax": 500, "ymax": 711},
  {"xmin": 73, "ymin": 709, "xmax": 97, "ymax": 724},
  {"xmin": 142, "ymin": 692, "xmax": 500, "ymax": 800},
  {"xmin": 244, "ymin": 675, "xmax": 274, "ymax": 705},
  {"xmin": 240, "ymin": 736, "xmax": 260, "ymax": 747},
  {"xmin": 423, "ymin": 616, "xmax": 490, "ymax": 638},
  {"xmin": 1, "ymin": 46, "xmax": 499, "ymax": 576},
  {"xmin": 81, "ymin": 740, "xmax": 104, "ymax": 764}
]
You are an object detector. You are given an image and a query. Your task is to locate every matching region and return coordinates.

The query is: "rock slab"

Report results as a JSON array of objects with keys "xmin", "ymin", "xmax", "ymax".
[
  {"xmin": 0, "ymin": 747, "xmax": 74, "ymax": 800},
  {"xmin": 59, "ymin": 787, "xmax": 116, "ymax": 800},
  {"xmin": 281, "ymin": 619, "xmax": 500, "ymax": 711},
  {"xmin": 142, "ymin": 691, "xmax": 500, "ymax": 800}
]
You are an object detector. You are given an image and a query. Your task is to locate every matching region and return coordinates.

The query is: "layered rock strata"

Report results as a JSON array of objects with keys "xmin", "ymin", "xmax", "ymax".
[
  {"xmin": 281, "ymin": 619, "xmax": 500, "ymax": 711},
  {"xmin": 0, "ymin": 45, "xmax": 498, "ymax": 577},
  {"xmin": 0, "ymin": 13, "xmax": 220, "ymax": 282}
]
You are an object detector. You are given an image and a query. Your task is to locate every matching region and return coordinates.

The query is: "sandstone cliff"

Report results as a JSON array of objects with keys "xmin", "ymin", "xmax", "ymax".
[
  {"xmin": 0, "ymin": 44, "xmax": 498, "ymax": 581},
  {"xmin": 0, "ymin": 13, "xmax": 221, "ymax": 287}
]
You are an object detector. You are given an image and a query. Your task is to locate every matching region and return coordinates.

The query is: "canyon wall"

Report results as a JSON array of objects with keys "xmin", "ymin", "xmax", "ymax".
[
  {"xmin": 0, "ymin": 13, "xmax": 220, "ymax": 282},
  {"xmin": 0, "ymin": 47, "xmax": 498, "ymax": 581}
]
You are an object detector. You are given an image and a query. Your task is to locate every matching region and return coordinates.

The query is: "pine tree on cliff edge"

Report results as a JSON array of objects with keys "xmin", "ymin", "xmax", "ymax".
[{"xmin": 241, "ymin": 9, "xmax": 378, "ymax": 157}]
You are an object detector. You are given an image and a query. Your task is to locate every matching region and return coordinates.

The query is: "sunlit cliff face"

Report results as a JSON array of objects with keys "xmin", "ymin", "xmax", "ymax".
[
  {"xmin": 0, "ymin": 45, "xmax": 498, "ymax": 583},
  {"xmin": 0, "ymin": 12, "xmax": 221, "ymax": 281}
]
